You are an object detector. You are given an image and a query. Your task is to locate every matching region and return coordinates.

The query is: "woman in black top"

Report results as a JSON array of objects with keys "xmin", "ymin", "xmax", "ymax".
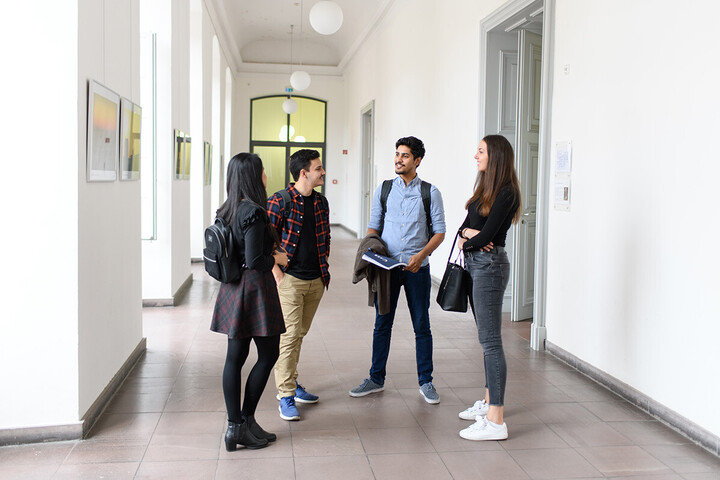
[
  {"xmin": 456, "ymin": 135, "xmax": 521, "ymax": 441},
  {"xmin": 210, "ymin": 153, "xmax": 288, "ymax": 450}
]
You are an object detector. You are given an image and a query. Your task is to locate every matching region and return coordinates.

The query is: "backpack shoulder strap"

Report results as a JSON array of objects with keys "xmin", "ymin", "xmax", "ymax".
[
  {"xmin": 379, "ymin": 179, "xmax": 393, "ymax": 232},
  {"xmin": 420, "ymin": 181, "xmax": 433, "ymax": 236},
  {"xmin": 278, "ymin": 189, "xmax": 292, "ymax": 220}
]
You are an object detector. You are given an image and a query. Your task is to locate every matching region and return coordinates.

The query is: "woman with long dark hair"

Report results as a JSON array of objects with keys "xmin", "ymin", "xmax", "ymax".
[
  {"xmin": 210, "ymin": 152, "xmax": 288, "ymax": 450},
  {"xmin": 456, "ymin": 135, "xmax": 521, "ymax": 441}
]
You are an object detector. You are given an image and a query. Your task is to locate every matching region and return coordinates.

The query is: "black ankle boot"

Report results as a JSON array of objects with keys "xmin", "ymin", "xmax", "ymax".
[
  {"xmin": 225, "ymin": 421, "xmax": 269, "ymax": 451},
  {"xmin": 244, "ymin": 414, "xmax": 277, "ymax": 442}
]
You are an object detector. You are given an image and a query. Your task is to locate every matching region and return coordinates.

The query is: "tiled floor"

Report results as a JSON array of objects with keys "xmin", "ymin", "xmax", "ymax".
[{"xmin": 2, "ymin": 228, "xmax": 719, "ymax": 479}]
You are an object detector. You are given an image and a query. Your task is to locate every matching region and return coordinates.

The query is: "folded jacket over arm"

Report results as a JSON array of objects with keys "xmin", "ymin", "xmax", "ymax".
[{"xmin": 352, "ymin": 233, "xmax": 392, "ymax": 315}]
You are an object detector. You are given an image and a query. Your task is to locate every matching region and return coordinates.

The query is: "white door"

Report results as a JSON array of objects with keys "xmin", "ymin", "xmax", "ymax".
[
  {"xmin": 511, "ymin": 29, "xmax": 542, "ymax": 322},
  {"xmin": 360, "ymin": 104, "xmax": 374, "ymax": 236},
  {"xmin": 485, "ymin": 31, "xmax": 518, "ymax": 310}
]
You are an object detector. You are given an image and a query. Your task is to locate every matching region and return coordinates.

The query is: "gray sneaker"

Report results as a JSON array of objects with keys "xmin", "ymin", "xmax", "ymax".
[
  {"xmin": 419, "ymin": 382, "xmax": 440, "ymax": 404},
  {"xmin": 349, "ymin": 378, "xmax": 384, "ymax": 397}
]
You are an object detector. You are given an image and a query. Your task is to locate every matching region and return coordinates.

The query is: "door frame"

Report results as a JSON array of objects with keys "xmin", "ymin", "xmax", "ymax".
[
  {"xmin": 479, "ymin": 0, "xmax": 555, "ymax": 350},
  {"xmin": 360, "ymin": 100, "xmax": 375, "ymax": 238}
]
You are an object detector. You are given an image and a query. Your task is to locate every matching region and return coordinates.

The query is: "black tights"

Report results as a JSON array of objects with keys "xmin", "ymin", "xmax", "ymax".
[{"xmin": 223, "ymin": 335, "xmax": 280, "ymax": 423}]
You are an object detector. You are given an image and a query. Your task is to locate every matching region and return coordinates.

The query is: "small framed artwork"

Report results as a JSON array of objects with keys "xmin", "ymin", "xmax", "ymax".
[
  {"xmin": 87, "ymin": 80, "xmax": 120, "ymax": 181},
  {"xmin": 119, "ymin": 98, "xmax": 142, "ymax": 181},
  {"xmin": 183, "ymin": 135, "xmax": 191, "ymax": 180},
  {"xmin": 174, "ymin": 129, "xmax": 184, "ymax": 179},
  {"xmin": 204, "ymin": 141, "xmax": 212, "ymax": 185}
]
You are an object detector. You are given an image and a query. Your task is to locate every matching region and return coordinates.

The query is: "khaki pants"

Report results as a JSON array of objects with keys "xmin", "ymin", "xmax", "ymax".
[{"xmin": 274, "ymin": 274, "xmax": 325, "ymax": 398}]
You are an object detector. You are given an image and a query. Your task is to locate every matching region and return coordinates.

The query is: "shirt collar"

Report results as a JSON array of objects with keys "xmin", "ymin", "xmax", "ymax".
[{"xmin": 394, "ymin": 175, "xmax": 421, "ymax": 188}]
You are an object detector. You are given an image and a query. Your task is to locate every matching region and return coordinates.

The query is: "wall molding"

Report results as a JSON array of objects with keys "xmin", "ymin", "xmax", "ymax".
[
  {"xmin": 0, "ymin": 338, "xmax": 147, "ymax": 446},
  {"xmin": 546, "ymin": 341, "xmax": 720, "ymax": 457},
  {"xmin": 143, "ymin": 273, "xmax": 194, "ymax": 307}
]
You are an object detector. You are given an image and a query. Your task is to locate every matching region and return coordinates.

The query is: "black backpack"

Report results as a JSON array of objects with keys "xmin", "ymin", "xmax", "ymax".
[
  {"xmin": 379, "ymin": 179, "xmax": 433, "ymax": 235},
  {"xmin": 203, "ymin": 216, "xmax": 244, "ymax": 283}
]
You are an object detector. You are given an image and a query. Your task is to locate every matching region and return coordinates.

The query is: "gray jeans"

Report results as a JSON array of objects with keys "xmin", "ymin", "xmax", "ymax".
[{"xmin": 465, "ymin": 248, "xmax": 510, "ymax": 406}]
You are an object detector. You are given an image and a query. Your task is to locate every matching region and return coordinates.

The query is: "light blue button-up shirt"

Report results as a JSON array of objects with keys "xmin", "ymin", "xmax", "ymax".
[{"xmin": 368, "ymin": 176, "xmax": 446, "ymax": 267}]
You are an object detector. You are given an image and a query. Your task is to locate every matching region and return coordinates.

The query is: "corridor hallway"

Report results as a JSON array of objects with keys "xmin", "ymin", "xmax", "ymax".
[{"xmin": 1, "ymin": 227, "xmax": 718, "ymax": 479}]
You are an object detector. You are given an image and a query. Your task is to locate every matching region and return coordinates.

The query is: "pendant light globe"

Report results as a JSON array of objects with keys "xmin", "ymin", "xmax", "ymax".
[
  {"xmin": 290, "ymin": 70, "xmax": 311, "ymax": 91},
  {"xmin": 309, "ymin": 1, "xmax": 343, "ymax": 35},
  {"xmin": 282, "ymin": 98, "xmax": 298, "ymax": 114}
]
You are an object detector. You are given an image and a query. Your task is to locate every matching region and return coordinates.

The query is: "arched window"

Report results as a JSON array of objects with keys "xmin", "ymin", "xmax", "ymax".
[{"xmin": 250, "ymin": 95, "xmax": 327, "ymax": 195}]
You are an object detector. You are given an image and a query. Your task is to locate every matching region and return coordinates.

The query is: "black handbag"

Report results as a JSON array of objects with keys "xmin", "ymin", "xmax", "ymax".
[{"xmin": 436, "ymin": 233, "xmax": 471, "ymax": 312}]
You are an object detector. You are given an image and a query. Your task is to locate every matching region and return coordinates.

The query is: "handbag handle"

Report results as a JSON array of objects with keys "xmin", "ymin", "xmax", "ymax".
[{"xmin": 447, "ymin": 232, "xmax": 465, "ymax": 267}]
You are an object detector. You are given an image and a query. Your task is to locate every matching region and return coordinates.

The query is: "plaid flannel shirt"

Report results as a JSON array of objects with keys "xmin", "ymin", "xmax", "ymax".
[{"xmin": 267, "ymin": 184, "xmax": 331, "ymax": 287}]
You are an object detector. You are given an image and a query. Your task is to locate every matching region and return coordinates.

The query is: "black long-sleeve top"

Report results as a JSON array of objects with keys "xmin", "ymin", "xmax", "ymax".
[
  {"xmin": 231, "ymin": 200, "xmax": 276, "ymax": 272},
  {"xmin": 459, "ymin": 185, "xmax": 519, "ymax": 251}
]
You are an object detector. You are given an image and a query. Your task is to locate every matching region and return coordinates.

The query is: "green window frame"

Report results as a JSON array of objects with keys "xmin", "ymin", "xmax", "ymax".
[{"xmin": 250, "ymin": 95, "xmax": 327, "ymax": 195}]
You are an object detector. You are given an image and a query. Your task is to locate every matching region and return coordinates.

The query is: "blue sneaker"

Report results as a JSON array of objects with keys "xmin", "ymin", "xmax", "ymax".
[
  {"xmin": 278, "ymin": 396, "xmax": 300, "ymax": 421},
  {"xmin": 294, "ymin": 383, "xmax": 319, "ymax": 404}
]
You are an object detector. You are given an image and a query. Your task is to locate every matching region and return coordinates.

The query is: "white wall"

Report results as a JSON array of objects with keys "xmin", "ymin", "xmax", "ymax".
[
  {"xmin": 0, "ymin": 1, "xmax": 81, "ymax": 429},
  {"xmin": 141, "ymin": 0, "xmax": 193, "ymax": 300},
  {"xmin": 546, "ymin": 0, "xmax": 720, "ymax": 436},
  {"xmin": 340, "ymin": 0, "xmax": 505, "ymax": 277},
  {"xmin": 77, "ymin": 0, "xmax": 143, "ymax": 418},
  {"xmin": 0, "ymin": 0, "xmax": 144, "ymax": 429}
]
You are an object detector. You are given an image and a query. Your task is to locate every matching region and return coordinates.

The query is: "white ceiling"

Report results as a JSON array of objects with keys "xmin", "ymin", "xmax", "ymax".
[{"xmin": 205, "ymin": 0, "xmax": 396, "ymax": 74}]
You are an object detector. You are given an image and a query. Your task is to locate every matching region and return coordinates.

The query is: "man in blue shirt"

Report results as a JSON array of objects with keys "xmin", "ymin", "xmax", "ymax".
[{"xmin": 350, "ymin": 136, "xmax": 446, "ymax": 404}]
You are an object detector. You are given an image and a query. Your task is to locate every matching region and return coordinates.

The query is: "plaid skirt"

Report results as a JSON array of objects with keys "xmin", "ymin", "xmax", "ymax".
[{"xmin": 210, "ymin": 269, "xmax": 286, "ymax": 339}]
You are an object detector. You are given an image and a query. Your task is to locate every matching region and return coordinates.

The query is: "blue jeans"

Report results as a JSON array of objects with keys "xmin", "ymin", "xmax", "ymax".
[
  {"xmin": 465, "ymin": 249, "xmax": 510, "ymax": 406},
  {"xmin": 370, "ymin": 265, "xmax": 433, "ymax": 386}
]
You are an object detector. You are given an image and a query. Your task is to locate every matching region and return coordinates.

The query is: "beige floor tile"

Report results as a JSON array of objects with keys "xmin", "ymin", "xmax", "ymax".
[
  {"xmin": 291, "ymin": 429, "xmax": 365, "ymax": 456},
  {"xmin": 547, "ymin": 422, "xmax": 632, "ymax": 447},
  {"xmin": 368, "ymin": 452, "xmax": 453, "ymax": 480},
  {"xmin": 63, "ymin": 441, "xmax": 147, "ymax": 464},
  {"xmin": 576, "ymin": 445, "xmax": 671, "ymax": 476},
  {"xmin": 581, "ymin": 400, "xmax": 655, "ymax": 422},
  {"xmin": 440, "ymin": 450, "xmax": 531, "ymax": 479},
  {"xmin": 500, "ymin": 422, "xmax": 569, "ymax": 450},
  {"xmin": 607, "ymin": 420, "xmax": 692, "ymax": 446},
  {"xmin": 295, "ymin": 455, "xmax": 374, "ymax": 480},
  {"xmin": 423, "ymin": 426, "xmax": 503, "ymax": 453},
  {"xmin": 358, "ymin": 427, "xmax": 434, "ymax": 454},
  {"xmin": 143, "ymin": 433, "xmax": 220, "ymax": 462},
  {"xmin": 215, "ymin": 457, "xmax": 295, "ymax": 479},
  {"xmin": 0, "ymin": 464, "xmax": 58, "ymax": 479},
  {"xmin": 0, "ymin": 441, "xmax": 75, "ymax": 465},
  {"xmin": 640, "ymin": 444, "xmax": 720, "ymax": 474},
  {"xmin": 53, "ymin": 462, "xmax": 139, "ymax": 479},
  {"xmin": 135, "ymin": 459, "xmax": 217, "ymax": 479},
  {"xmin": 509, "ymin": 448, "xmax": 602, "ymax": 479}
]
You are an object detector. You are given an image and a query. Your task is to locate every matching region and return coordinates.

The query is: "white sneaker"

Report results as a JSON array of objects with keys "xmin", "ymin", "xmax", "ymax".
[
  {"xmin": 458, "ymin": 400, "xmax": 489, "ymax": 420},
  {"xmin": 459, "ymin": 417, "xmax": 508, "ymax": 441}
]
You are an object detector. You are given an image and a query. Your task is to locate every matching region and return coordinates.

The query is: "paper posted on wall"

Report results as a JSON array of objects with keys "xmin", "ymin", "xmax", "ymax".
[{"xmin": 361, "ymin": 250, "xmax": 407, "ymax": 270}]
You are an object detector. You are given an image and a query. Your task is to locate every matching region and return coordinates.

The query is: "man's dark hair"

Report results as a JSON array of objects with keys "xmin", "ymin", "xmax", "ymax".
[
  {"xmin": 396, "ymin": 136, "xmax": 425, "ymax": 160},
  {"xmin": 289, "ymin": 149, "xmax": 321, "ymax": 181}
]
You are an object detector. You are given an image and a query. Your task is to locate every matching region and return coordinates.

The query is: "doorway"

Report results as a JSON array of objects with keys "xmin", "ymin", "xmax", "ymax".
[
  {"xmin": 360, "ymin": 101, "xmax": 375, "ymax": 237},
  {"xmin": 481, "ymin": 0, "xmax": 547, "ymax": 329}
]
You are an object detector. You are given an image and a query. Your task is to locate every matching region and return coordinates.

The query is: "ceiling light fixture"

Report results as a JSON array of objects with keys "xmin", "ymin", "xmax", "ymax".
[
  {"xmin": 283, "ymin": 25, "xmax": 299, "ymax": 114},
  {"xmin": 290, "ymin": 1, "xmax": 311, "ymax": 91},
  {"xmin": 309, "ymin": 1, "xmax": 343, "ymax": 35}
]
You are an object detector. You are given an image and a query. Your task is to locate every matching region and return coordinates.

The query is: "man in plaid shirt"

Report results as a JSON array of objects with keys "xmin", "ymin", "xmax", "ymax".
[{"xmin": 267, "ymin": 149, "xmax": 331, "ymax": 421}]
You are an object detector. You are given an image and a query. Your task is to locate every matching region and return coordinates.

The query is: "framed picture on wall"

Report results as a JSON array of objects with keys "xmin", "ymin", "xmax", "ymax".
[
  {"xmin": 183, "ymin": 135, "xmax": 191, "ymax": 180},
  {"xmin": 87, "ymin": 80, "xmax": 120, "ymax": 181},
  {"xmin": 174, "ymin": 129, "xmax": 184, "ymax": 179},
  {"xmin": 204, "ymin": 141, "xmax": 212, "ymax": 185},
  {"xmin": 119, "ymin": 98, "xmax": 142, "ymax": 181}
]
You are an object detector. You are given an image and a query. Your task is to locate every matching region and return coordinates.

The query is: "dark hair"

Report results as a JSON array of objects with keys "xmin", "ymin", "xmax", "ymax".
[
  {"xmin": 289, "ymin": 149, "xmax": 320, "ymax": 182},
  {"xmin": 395, "ymin": 136, "xmax": 425, "ymax": 160},
  {"xmin": 217, "ymin": 152, "xmax": 268, "ymax": 223},
  {"xmin": 465, "ymin": 135, "xmax": 522, "ymax": 223}
]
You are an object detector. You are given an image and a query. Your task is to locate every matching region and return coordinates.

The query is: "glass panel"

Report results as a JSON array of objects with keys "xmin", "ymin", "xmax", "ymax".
[
  {"xmin": 251, "ymin": 97, "xmax": 288, "ymax": 142},
  {"xmin": 140, "ymin": 32, "xmax": 156, "ymax": 240},
  {"xmin": 253, "ymin": 146, "xmax": 287, "ymax": 196},
  {"xmin": 290, "ymin": 146, "xmax": 324, "ymax": 193},
  {"xmin": 290, "ymin": 98, "xmax": 325, "ymax": 143}
]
